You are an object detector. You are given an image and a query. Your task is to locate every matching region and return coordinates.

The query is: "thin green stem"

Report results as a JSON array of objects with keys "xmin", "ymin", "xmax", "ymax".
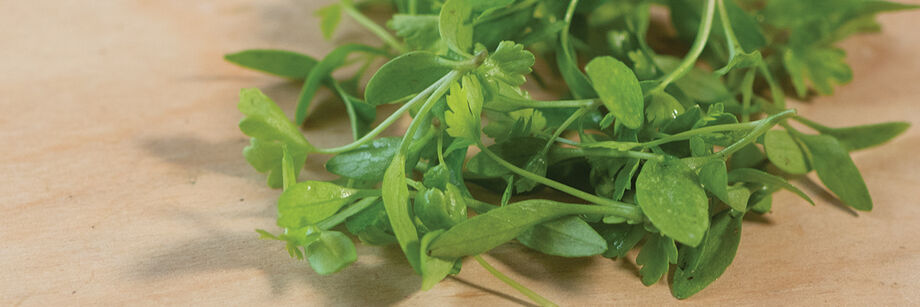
[
  {"xmin": 716, "ymin": 0, "xmax": 742, "ymax": 59},
  {"xmin": 496, "ymin": 97, "xmax": 598, "ymax": 110},
  {"xmin": 651, "ymin": 0, "xmax": 716, "ymax": 93},
  {"xmin": 553, "ymin": 147, "xmax": 665, "ymax": 163},
  {"xmin": 477, "ymin": 143, "xmax": 642, "ymax": 221},
  {"xmin": 473, "ymin": 255, "xmax": 558, "ymax": 307},
  {"xmin": 398, "ymin": 71, "xmax": 461, "ymax": 154},
  {"xmin": 711, "ymin": 109, "xmax": 796, "ymax": 159},
  {"xmin": 642, "ymin": 120, "xmax": 758, "ymax": 148},
  {"xmin": 317, "ymin": 196, "xmax": 379, "ymax": 230},
  {"xmin": 740, "ymin": 68, "xmax": 755, "ymax": 122},
  {"xmin": 313, "ymin": 71, "xmax": 456, "ymax": 154},
  {"xmin": 341, "ymin": 3, "xmax": 408, "ymax": 53},
  {"xmin": 539, "ymin": 103, "xmax": 596, "ymax": 155},
  {"xmin": 436, "ymin": 128, "xmax": 446, "ymax": 165}
]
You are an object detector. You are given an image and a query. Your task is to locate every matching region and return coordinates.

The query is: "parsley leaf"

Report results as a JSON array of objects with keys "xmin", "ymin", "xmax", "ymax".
[{"xmin": 238, "ymin": 89, "xmax": 313, "ymax": 188}]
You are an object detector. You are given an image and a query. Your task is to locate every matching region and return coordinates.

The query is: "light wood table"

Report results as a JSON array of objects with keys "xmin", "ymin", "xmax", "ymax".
[{"xmin": 2, "ymin": 1, "xmax": 919, "ymax": 305}]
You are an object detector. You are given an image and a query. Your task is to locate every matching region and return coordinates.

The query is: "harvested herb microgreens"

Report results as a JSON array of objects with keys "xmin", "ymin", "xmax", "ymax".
[{"xmin": 227, "ymin": 0, "xmax": 914, "ymax": 303}]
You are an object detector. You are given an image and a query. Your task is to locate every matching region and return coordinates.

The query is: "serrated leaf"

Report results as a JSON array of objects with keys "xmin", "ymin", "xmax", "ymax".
[
  {"xmin": 476, "ymin": 41, "xmax": 535, "ymax": 87},
  {"xmin": 238, "ymin": 89, "xmax": 313, "ymax": 188},
  {"xmin": 388, "ymin": 14, "xmax": 443, "ymax": 51},
  {"xmin": 637, "ymin": 234, "xmax": 678, "ymax": 286},
  {"xmin": 444, "ymin": 75, "xmax": 484, "ymax": 147}
]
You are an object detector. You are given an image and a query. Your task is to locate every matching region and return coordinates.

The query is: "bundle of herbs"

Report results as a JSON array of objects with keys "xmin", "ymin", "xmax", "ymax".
[{"xmin": 226, "ymin": 0, "xmax": 914, "ymax": 303}]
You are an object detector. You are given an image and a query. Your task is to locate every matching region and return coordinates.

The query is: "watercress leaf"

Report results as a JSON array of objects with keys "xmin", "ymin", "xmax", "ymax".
[
  {"xmin": 517, "ymin": 216, "xmax": 608, "ymax": 257},
  {"xmin": 382, "ymin": 154, "xmax": 422, "ymax": 271},
  {"xmin": 225, "ymin": 49, "xmax": 318, "ymax": 79},
  {"xmin": 305, "ymin": 230, "xmax": 357, "ymax": 275},
  {"xmin": 277, "ymin": 181, "xmax": 358, "ymax": 229},
  {"xmin": 296, "ymin": 44, "xmax": 388, "ymax": 124},
  {"xmin": 325, "ymin": 137, "xmax": 400, "ymax": 181},
  {"xmin": 238, "ymin": 89, "xmax": 313, "ymax": 188},
  {"xmin": 419, "ymin": 230, "xmax": 456, "ymax": 291},
  {"xmin": 596, "ymin": 223, "xmax": 646, "ymax": 259},
  {"xmin": 727, "ymin": 168, "xmax": 815, "ymax": 205},
  {"xmin": 429, "ymin": 200, "xmax": 615, "ymax": 258},
  {"xmin": 439, "ymin": 0, "xmax": 474, "ymax": 54},
  {"xmin": 698, "ymin": 159, "xmax": 729, "ymax": 203},
  {"xmin": 636, "ymin": 159, "xmax": 709, "ymax": 247},
  {"xmin": 585, "ymin": 56, "xmax": 645, "ymax": 129},
  {"xmin": 365, "ymin": 51, "xmax": 452, "ymax": 105},
  {"xmin": 388, "ymin": 14, "xmax": 443, "ymax": 51},
  {"xmin": 797, "ymin": 134, "xmax": 873, "ymax": 211},
  {"xmin": 796, "ymin": 118, "xmax": 910, "ymax": 151},
  {"xmin": 444, "ymin": 75, "xmax": 484, "ymax": 147},
  {"xmin": 764, "ymin": 130, "xmax": 810, "ymax": 175},
  {"xmin": 315, "ymin": 3, "xmax": 342, "ymax": 40},
  {"xmin": 671, "ymin": 210, "xmax": 743, "ymax": 299},
  {"xmin": 476, "ymin": 41, "xmax": 535, "ymax": 87},
  {"xmin": 636, "ymin": 234, "xmax": 678, "ymax": 286}
]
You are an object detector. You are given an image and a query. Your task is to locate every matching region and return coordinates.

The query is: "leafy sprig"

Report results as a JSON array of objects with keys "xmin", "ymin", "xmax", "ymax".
[{"xmin": 225, "ymin": 0, "xmax": 914, "ymax": 304}]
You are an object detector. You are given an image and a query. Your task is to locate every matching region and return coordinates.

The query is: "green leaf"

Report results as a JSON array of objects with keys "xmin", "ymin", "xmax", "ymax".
[
  {"xmin": 797, "ymin": 134, "xmax": 873, "ymax": 211},
  {"xmin": 345, "ymin": 200, "xmax": 398, "ymax": 245},
  {"xmin": 414, "ymin": 184, "xmax": 467, "ymax": 230},
  {"xmin": 764, "ymin": 130, "xmax": 810, "ymax": 175},
  {"xmin": 585, "ymin": 56, "xmax": 644, "ymax": 129},
  {"xmin": 636, "ymin": 159, "xmax": 710, "ymax": 246},
  {"xmin": 420, "ymin": 230, "xmax": 456, "ymax": 290},
  {"xmin": 365, "ymin": 51, "xmax": 452, "ymax": 105},
  {"xmin": 796, "ymin": 118, "xmax": 910, "ymax": 151},
  {"xmin": 295, "ymin": 44, "xmax": 388, "ymax": 124},
  {"xmin": 596, "ymin": 223, "xmax": 646, "ymax": 259},
  {"xmin": 645, "ymin": 91, "xmax": 685, "ymax": 128},
  {"xmin": 517, "ymin": 216, "xmax": 608, "ymax": 257},
  {"xmin": 476, "ymin": 41, "xmax": 535, "ymax": 87},
  {"xmin": 439, "ymin": 0, "xmax": 474, "ymax": 54},
  {"xmin": 671, "ymin": 210, "xmax": 743, "ymax": 299},
  {"xmin": 724, "ymin": 184, "xmax": 751, "ymax": 212},
  {"xmin": 382, "ymin": 154, "xmax": 422, "ymax": 271},
  {"xmin": 428, "ymin": 199, "xmax": 623, "ymax": 258},
  {"xmin": 238, "ymin": 89, "xmax": 313, "ymax": 188},
  {"xmin": 482, "ymin": 108, "xmax": 547, "ymax": 143},
  {"xmin": 325, "ymin": 137, "xmax": 399, "ymax": 181},
  {"xmin": 277, "ymin": 181, "xmax": 358, "ymax": 229},
  {"xmin": 697, "ymin": 159, "xmax": 729, "ymax": 203},
  {"xmin": 783, "ymin": 46, "xmax": 852, "ymax": 97},
  {"xmin": 315, "ymin": 3, "xmax": 342, "ymax": 40},
  {"xmin": 729, "ymin": 143, "xmax": 765, "ymax": 169},
  {"xmin": 281, "ymin": 145, "xmax": 296, "ymax": 190},
  {"xmin": 224, "ymin": 49, "xmax": 318, "ymax": 79},
  {"xmin": 727, "ymin": 168, "xmax": 815, "ymax": 205},
  {"xmin": 636, "ymin": 234, "xmax": 678, "ymax": 286},
  {"xmin": 444, "ymin": 75, "xmax": 484, "ymax": 147},
  {"xmin": 467, "ymin": 137, "xmax": 544, "ymax": 178},
  {"xmin": 305, "ymin": 230, "xmax": 357, "ymax": 275},
  {"xmin": 555, "ymin": 39, "xmax": 597, "ymax": 99},
  {"xmin": 388, "ymin": 14, "xmax": 443, "ymax": 51}
]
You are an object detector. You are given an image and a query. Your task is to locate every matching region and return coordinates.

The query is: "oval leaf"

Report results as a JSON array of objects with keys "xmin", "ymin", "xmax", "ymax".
[
  {"xmin": 585, "ymin": 56, "xmax": 644, "ymax": 129},
  {"xmin": 636, "ymin": 159, "xmax": 709, "ymax": 247},
  {"xmin": 671, "ymin": 210, "xmax": 743, "ymax": 299},
  {"xmin": 517, "ymin": 216, "xmax": 608, "ymax": 257},
  {"xmin": 325, "ymin": 137, "xmax": 400, "ymax": 181},
  {"xmin": 365, "ymin": 51, "xmax": 452, "ymax": 105},
  {"xmin": 798, "ymin": 134, "xmax": 873, "ymax": 211},
  {"xmin": 278, "ymin": 181, "xmax": 358, "ymax": 228},
  {"xmin": 764, "ymin": 130, "xmax": 809, "ymax": 174}
]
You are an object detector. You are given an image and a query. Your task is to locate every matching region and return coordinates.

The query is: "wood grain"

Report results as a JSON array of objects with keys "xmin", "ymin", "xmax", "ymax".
[{"xmin": 1, "ymin": 1, "xmax": 918, "ymax": 305}]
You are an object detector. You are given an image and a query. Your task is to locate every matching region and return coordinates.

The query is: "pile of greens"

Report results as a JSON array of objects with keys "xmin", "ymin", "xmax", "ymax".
[{"xmin": 226, "ymin": 0, "xmax": 913, "ymax": 303}]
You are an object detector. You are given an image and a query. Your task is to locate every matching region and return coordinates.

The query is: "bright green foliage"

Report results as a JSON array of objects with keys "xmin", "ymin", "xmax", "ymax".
[
  {"xmin": 636, "ymin": 234, "xmax": 678, "ymax": 286},
  {"xmin": 585, "ymin": 56, "xmax": 644, "ymax": 129},
  {"xmin": 225, "ymin": 49, "xmax": 317, "ymax": 79},
  {"xmin": 238, "ymin": 89, "xmax": 313, "ymax": 188},
  {"xmin": 636, "ymin": 159, "xmax": 709, "ymax": 247},
  {"xmin": 226, "ymin": 0, "xmax": 911, "ymax": 302}
]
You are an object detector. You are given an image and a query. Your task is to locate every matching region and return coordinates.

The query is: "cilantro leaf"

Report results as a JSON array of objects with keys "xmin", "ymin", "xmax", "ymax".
[
  {"xmin": 476, "ymin": 41, "xmax": 535, "ymax": 88},
  {"xmin": 388, "ymin": 14, "xmax": 443, "ymax": 51},
  {"xmin": 238, "ymin": 89, "xmax": 314, "ymax": 188},
  {"xmin": 636, "ymin": 234, "xmax": 678, "ymax": 286},
  {"xmin": 444, "ymin": 75, "xmax": 484, "ymax": 150}
]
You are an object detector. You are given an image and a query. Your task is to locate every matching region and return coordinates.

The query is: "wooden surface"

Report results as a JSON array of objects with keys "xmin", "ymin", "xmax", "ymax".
[{"xmin": 2, "ymin": 1, "xmax": 919, "ymax": 305}]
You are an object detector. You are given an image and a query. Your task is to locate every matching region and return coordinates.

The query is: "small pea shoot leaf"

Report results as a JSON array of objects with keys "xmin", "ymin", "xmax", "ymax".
[
  {"xmin": 585, "ymin": 56, "xmax": 644, "ymax": 129},
  {"xmin": 636, "ymin": 159, "xmax": 709, "ymax": 247},
  {"xmin": 439, "ymin": 0, "xmax": 474, "ymax": 54},
  {"xmin": 764, "ymin": 130, "xmax": 810, "ymax": 175},
  {"xmin": 444, "ymin": 75, "xmax": 484, "ymax": 149},
  {"xmin": 382, "ymin": 154, "xmax": 422, "ymax": 272},
  {"xmin": 797, "ymin": 134, "xmax": 873, "ymax": 211},
  {"xmin": 365, "ymin": 51, "xmax": 452, "ymax": 105},
  {"xmin": 225, "ymin": 49, "xmax": 318, "ymax": 79},
  {"xmin": 727, "ymin": 168, "xmax": 815, "ymax": 205},
  {"xmin": 315, "ymin": 3, "xmax": 342, "ymax": 40},
  {"xmin": 238, "ymin": 89, "xmax": 314, "ymax": 188},
  {"xmin": 796, "ymin": 117, "xmax": 910, "ymax": 151},
  {"xmin": 277, "ymin": 181, "xmax": 358, "ymax": 229},
  {"xmin": 671, "ymin": 210, "xmax": 743, "ymax": 299},
  {"xmin": 517, "ymin": 216, "xmax": 608, "ymax": 257},
  {"xmin": 306, "ymin": 230, "xmax": 357, "ymax": 275},
  {"xmin": 698, "ymin": 159, "xmax": 729, "ymax": 204},
  {"xmin": 636, "ymin": 234, "xmax": 678, "ymax": 286}
]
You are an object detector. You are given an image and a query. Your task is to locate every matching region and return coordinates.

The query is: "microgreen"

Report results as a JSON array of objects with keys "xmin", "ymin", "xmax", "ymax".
[{"xmin": 227, "ymin": 0, "xmax": 913, "ymax": 303}]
